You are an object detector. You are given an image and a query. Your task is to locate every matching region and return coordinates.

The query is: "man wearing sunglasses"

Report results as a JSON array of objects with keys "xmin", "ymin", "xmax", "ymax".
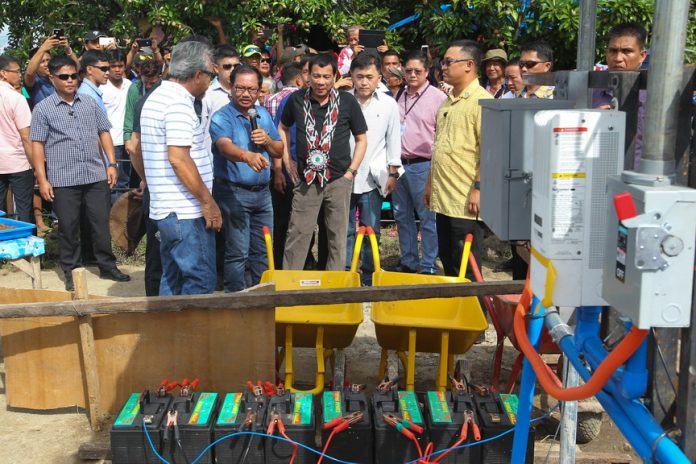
[
  {"xmin": 518, "ymin": 41, "xmax": 554, "ymax": 99},
  {"xmin": 78, "ymin": 50, "xmax": 111, "ymax": 115},
  {"xmin": 210, "ymin": 65, "xmax": 283, "ymax": 291},
  {"xmin": 30, "ymin": 55, "xmax": 130, "ymax": 291},
  {"xmin": 203, "ymin": 44, "xmax": 240, "ymax": 162},
  {"xmin": 425, "ymin": 40, "xmax": 492, "ymax": 279}
]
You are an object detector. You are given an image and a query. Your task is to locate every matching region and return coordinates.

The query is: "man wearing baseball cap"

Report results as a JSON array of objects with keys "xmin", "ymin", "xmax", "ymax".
[
  {"xmin": 84, "ymin": 31, "xmax": 107, "ymax": 51},
  {"xmin": 481, "ymin": 48, "xmax": 508, "ymax": 98},
  {"xmin": 242, "ymin": 45, "xmax": 263, "ymax": 70}
]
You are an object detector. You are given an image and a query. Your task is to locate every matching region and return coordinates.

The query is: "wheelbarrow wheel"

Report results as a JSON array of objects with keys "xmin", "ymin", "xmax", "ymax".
[{"xmin": 332, "ymin": 349, "xmax": 346, "ymax": 391}]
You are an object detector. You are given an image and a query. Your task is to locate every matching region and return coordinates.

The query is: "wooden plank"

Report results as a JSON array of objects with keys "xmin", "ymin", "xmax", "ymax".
[
  {"xmin": 0, "ymin": 280, "xmax": 525, "ymax": 319},
  {"xmin": 73, "ymin": 268, "xmax": 103, "ymax": 432}
]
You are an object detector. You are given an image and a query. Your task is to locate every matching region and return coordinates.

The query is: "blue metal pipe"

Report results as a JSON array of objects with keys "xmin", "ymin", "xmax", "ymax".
[
  {"xmin": 511, "ymin": 295, "xmax": 544, "ymax": 463},
  {"xmin": 548, "ymin": 307, "xmax": 690, "ymax": 463},
  {"xmin": 621, "ymin": 321, "xmax": 648, "ymax": 399}
]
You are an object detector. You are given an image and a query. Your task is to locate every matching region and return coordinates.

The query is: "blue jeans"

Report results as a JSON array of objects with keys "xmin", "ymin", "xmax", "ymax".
[
  {"xmin": 213, "ymin": 182, "xmax": 273, "ymax": 292},
  {"xmin": 111, "ymin": 145, "xmax": 130, "ymax": 205},
  {"xmin": 345, "ymin": 188, "xmax": 382, "ymax": 285},
  {"xmin": 391, "ymin": 161, "xmax": 438, "ymax": 273},
  {"xmin": 157, "ymin": 213, "xmax": 216, "ymax": 295}
]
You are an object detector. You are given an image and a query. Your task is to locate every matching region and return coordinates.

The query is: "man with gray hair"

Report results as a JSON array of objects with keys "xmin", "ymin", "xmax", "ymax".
[{"xmin": 139, "ymin": 41, "xmax": 222, "ymax": 295}]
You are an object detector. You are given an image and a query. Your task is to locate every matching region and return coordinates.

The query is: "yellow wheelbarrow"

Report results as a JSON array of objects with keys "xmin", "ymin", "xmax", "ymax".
[
  {"xmin": 260, "ymin": 226, "xmax": 367, "ymax": 394},
  {"xmin": 367, "ymin": 228, "xmax": 488, "ymax": 391}
]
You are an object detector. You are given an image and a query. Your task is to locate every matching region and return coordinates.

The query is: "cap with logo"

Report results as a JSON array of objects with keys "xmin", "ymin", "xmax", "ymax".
[
  {"xmin": 84, "ymin": 30, "xmax": 107, "ymax": 42},
  {"xmin": 242, "ymin": 45, "xmax": 263, "ymax": 58}
]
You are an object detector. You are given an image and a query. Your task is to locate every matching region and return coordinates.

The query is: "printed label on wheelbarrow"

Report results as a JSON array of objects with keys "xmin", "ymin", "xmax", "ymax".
[
  {"xmin": 427, "ymin": 391, "xmax": 452, "ymax": 423},
  {"xmin": 114, "ymin": 393, "xmax": 140, "ymax": 426},
  {"xmin": 398, "ymin": 391, "xmax": 423, "ymax": 424},
  {"xmin": 323, "ymin": 391, "xmax": 343, "ymax": 422},
  {"xmin": 292, "ymin": 392, "xmax": 313, "ymax": 425},
  {"xmin": 300, "ymin": 279, "xmax": 322, "ymax": 287},
  {"xmin": 499, "ymin": 393, "xmax": 519, "ymax": 424},
  {"xmin": 189, "ymin": 392, "xmax": 218, "ymax": 425},
  {"xmin": 217, "ymin": 393, "xmax": 243, "ymax": 424}
]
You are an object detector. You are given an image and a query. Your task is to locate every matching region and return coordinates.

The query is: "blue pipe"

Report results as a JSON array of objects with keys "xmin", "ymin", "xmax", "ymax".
[
  {"xmin": 548, "ymin": 307, "xmax": 690, "ymax": 463},
  {"xmin": 620, "ymin": 321, "xmax": 648, "ymax": 400},
  {"xmin": 511, "ymin": 295, "xmax": 544, "ymax": 463}
]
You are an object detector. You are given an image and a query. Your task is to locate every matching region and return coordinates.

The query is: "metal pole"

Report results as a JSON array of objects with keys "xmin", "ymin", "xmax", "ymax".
[
  {"xmin": 559, "ymin": 358, "xmax": 579, "ymax": 464},
  {"xmin": 640, "ymin": 0, "xmax": 690, "ymax": 177},
  {"xmin": 576, "ymin": 0, "xmax": 597, "ymax": 71}
]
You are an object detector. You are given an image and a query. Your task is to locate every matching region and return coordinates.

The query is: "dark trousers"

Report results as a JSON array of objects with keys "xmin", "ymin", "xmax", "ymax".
[
  {"xmin": 271, "ymin": 183, "xmax": 293, "ymax": 269},
  {"xmin": 0, "ymin": 169, "xmax": 34, "ymax": 223},
  {"xmin": 142, "ymin": 189, "xmax": 162, "ymax": 296},
  {"xmin": 436, "ymin": 213, "xmax": 484, "ymax": 280},
  {"xmin": 52, "ymin": 181, "xmax": 116, "ymax": 274}
]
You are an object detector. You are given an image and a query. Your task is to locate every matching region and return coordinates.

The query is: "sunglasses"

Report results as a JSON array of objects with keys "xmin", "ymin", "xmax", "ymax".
[
  {"xmin": 221, "ymin": 63, "xmax": 238, "ymax": 70},
  {"xmin": 260, "ymin": 58, "xmax": 271, "ymax": 63},
  {"xmin": 519, "ymin": 60, "xmax": 547, "ymax": 69},
  {"xmin": 54, "ymin": 73, "xmax": 79, "ymax": 81},
  {"xmin": 441, "ymin": 57, "xmax": 473, "ymax": 67},
  {"xmin": 89, "ymin": 65, "xmax": 110, "ymax": 72},
  {"xmin": 200, "ymin": 70, "xmax": 216, "ymax": 78}
]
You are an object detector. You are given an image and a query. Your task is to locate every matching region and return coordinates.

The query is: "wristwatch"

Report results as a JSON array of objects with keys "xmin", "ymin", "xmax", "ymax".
[
  {"xmin": 108, "ymin": 162, "xmax": 118, "ymax": 169},
  {"xmin": 347, "ymin": 168, "xmax": 358, "ymax": 176},
  {"xmin": 473, "ymin": 181, "xmax": 481, "ymax": 190},
  {"xmin": 388, "ymin": 172, "xmax": 400, "ymax": 179}
]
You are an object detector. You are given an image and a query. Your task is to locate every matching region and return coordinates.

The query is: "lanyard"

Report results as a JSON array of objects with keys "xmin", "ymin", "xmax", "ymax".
[{"xmin": 402, "ymin": 84, "xmax": 430, "ymax": 119}]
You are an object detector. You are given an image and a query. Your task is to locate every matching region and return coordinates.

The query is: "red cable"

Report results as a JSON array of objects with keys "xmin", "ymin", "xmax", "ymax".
[
  {"xmin": 279, "ymin": 429, "xmax": 298, "ymax": 464},
  {"xmin": 410, "ymin": 435, "xmax": 424, "ymax": 461},
  {"xmin": 317, "ymin": 428, "xmax": 337, "ymax": 464}
]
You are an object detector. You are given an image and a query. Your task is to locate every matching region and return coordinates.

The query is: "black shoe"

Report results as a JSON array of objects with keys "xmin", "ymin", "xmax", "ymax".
[
  {"xmin": 384, "ymin": 264, "xmax": 416, "ymax": 273},
  {"xmin": 100, "ymin": 267, "xmax": 131, "ymax": 282},
  {"xmin": 64, "ymin": 274, "xmax": 74, "ymax": 292}
]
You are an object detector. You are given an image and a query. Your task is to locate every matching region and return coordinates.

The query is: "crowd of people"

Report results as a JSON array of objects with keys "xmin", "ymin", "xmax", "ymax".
[{"xmin": 0, "ymin": 22, "xmax": 650, "ymax": 294}]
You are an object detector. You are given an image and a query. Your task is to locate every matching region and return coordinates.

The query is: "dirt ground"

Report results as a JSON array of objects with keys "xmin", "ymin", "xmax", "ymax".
[{"xmin": 0, "ymin": 238, "xmax": 637, "ymax": 463}]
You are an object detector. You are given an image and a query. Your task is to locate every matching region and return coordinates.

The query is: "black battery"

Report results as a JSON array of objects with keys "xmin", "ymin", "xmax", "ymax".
[
  {"xmin": 373, "ymin": 390, "xmax": 428, "ymax": 464},
  {"xmin": 320, "ymin": 390, "xmax": 372, "ymax": 463},
  {"xmin": 424, "ymin": 390, "xmax": 481, "ymax": 463},
  {"xmin": 265, "ymin": 391, "xmax": 316, "ymax": 464},
  {"xmin": 214, "ymin": 391, "xmax": 268, "ymax": 464},
  {"xmin": 160, "ymin": 392, "xmax": 220, "ymax": 464},
  {"xmin": 111, "ymin": 390, "xmax": 172, "ymax": 464},
  {"xmin": 474, "ymin": 392, "xmax": 533, "ymax": 464}
]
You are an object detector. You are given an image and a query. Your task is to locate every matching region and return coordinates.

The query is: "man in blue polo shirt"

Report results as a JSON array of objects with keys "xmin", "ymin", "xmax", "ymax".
[{"xmin": 210, "ymin": 65, "xmax": 284, "ymax": 292}]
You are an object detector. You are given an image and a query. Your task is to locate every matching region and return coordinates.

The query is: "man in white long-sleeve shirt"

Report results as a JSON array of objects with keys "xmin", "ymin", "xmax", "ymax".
[{"xmin": 346, "ymin": 53, "xmax": 401, "ymax": 285}]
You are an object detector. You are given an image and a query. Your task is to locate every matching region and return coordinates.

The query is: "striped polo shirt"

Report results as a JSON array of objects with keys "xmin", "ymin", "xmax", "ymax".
[{"xmin": 140, "ymin": 80, "xmax": 213, "ymax": 221}]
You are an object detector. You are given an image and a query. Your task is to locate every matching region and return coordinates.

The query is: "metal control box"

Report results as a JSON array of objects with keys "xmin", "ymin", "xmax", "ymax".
[
  {"xmin": 479, "ymin": 99, "xmax": 574, "ymax": 240},
  {"xmin": 602, "ymin": 178, "xmax": 696, "ymax": 328},
  {"xmin": 530, "ymin": 110, "xmax": 625, "ymax": 307}
]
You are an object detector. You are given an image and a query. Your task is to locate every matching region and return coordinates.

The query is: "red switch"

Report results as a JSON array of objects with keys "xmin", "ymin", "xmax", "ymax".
[{"xmin": 613, "ymin": 192, "xmax": 638, "ymax": 221}]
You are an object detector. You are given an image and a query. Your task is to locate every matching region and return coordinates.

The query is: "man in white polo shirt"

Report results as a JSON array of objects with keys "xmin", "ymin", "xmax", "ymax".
[
  {"xmin": 346, "ymin": 53, "xmax": 401, "ymax": 285},
  {"xmin": 139, "ymin": 41, "xmax": 222, "ymax": 295}
]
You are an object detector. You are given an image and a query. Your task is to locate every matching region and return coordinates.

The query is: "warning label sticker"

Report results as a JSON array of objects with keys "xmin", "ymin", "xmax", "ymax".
[
  {"xmin": 217, "ymin": 393, "xmax": 243, "ymax": 425},
  {"xmin": 292, "ymin": 392, "xmax": 313, "ymax": 425},
  {"xmin": 551, "ymin": 129, "xmax": 587, "ymax": 244},
  {"xmin": 323, "ymin": 391, "xmax": 343, "ymax": 423},
  {"xmin": 615, "ymin": 224, "xmax": 628, "ymax": 283},
  {"xmin": 299, "ymin": 279, "xmax": 321, "ymax": 287},
  {"xmin": 427, "ymin": 391, "xmax": 452, "ymax": 423},
  {"xmin": 398, "ymin": 390, "xmax": 423, "ymax": 424},
  {"xmin": 114, "ymin": 393, "xmax": 141, "ymax": 427}
]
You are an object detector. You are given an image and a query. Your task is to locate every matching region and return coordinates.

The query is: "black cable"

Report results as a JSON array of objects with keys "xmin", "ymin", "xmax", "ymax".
[
  {"xmin": 238, "ymin": 433, "xmax": 254, "ymax": 464},
  {"xmin": 651, "ymin": 329, "xmax": 679, "ymax": 396}
]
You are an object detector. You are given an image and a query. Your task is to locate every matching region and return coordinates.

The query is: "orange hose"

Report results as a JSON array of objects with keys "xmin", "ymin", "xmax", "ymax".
[{"xmin": 512, "ymin": 277, "xmax": 649, "ymax": 401}]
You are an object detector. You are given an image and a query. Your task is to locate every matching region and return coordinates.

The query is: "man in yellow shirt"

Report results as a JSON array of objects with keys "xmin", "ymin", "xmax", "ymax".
[{"xmin": 425, "ymin": 40, "xmax": 492, "ymax": 278}]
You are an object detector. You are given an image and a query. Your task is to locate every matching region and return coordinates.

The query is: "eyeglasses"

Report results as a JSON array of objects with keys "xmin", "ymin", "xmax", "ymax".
[
  {"xmin": 200, "ymin": 70, "xmax": 215, "ymax": 79},
  {"xmin": 519, "ymin": 60, "xmax": 548, "ymax": 69},
  {"xmin": 1, "ymin": 68, "xmax": 21, "ymax": 74},
  {"xmin": 89, "ymin": 65, "xmax": 110, "ymax": 72},
  {"xmin": 221, "ymin": 63, "xmax": 238, "ymax": 70},
  {"xmin": 260, "ymin": 58, "xmax": 271, "ymax": 63},
  {"xmin": 234, "ymin": 86, "xmax": 259, "ymax": 95},
  {"xmin": 441, "ymin": 58, "xmax": 473, "ymax": 67},
  {"xmin": 55, "ymin": 73, "xmax": 79, "ymax": 81},
  {"xmin": 404, "ymin": 68, "xmax": 425, "ymax": 75}
]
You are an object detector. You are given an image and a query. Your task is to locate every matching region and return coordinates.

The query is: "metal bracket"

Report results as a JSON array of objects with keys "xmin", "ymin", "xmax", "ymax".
[
  {"xmin": 505, "ymin": 169, "xmax": 532, "ymax": 183},
  {"xmin": 635, "ymin": 226, "xmax": 670, "ymax": 270}
]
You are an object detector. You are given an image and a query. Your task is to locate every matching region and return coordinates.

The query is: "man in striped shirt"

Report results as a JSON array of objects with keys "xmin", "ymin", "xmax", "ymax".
[
  {"xmin": 30, "ymin": 55, "xmax": 130, "ymax": 291},
  {"xmin": 139, "ymin": 41, "xmax": 222, "ymax": 296}
]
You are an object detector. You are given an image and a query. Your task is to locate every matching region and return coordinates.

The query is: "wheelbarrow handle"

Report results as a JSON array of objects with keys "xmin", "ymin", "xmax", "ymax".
[
  {"xmin": 364, "ymin": 226, "xmax": 381, "ymax": 274},
  {"xmin": 457, "ymin": 234, "xmax": 474, "ymax": 281},
  {"xmin": 349, "ymin": 226, "xmax": 367, "ymax": 273},
  {"xmin": 262, "ymin": 225, "xmax": 275, "ymax": 271}
]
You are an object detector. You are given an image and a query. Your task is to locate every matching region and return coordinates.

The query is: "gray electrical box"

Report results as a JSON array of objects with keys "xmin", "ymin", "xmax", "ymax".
[
  {"xmin": 479, "ymin": 99, "xmax": 574, "ymax": 240},
  {"xmin": 602, "ymin": 177, "xmax": 696, "ymax": 328}
]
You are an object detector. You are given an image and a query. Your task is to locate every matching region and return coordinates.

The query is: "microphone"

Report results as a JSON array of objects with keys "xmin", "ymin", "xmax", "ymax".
[{"xmin": 248, "ymin": 108, "xmax": 260, "ymax": 151}]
